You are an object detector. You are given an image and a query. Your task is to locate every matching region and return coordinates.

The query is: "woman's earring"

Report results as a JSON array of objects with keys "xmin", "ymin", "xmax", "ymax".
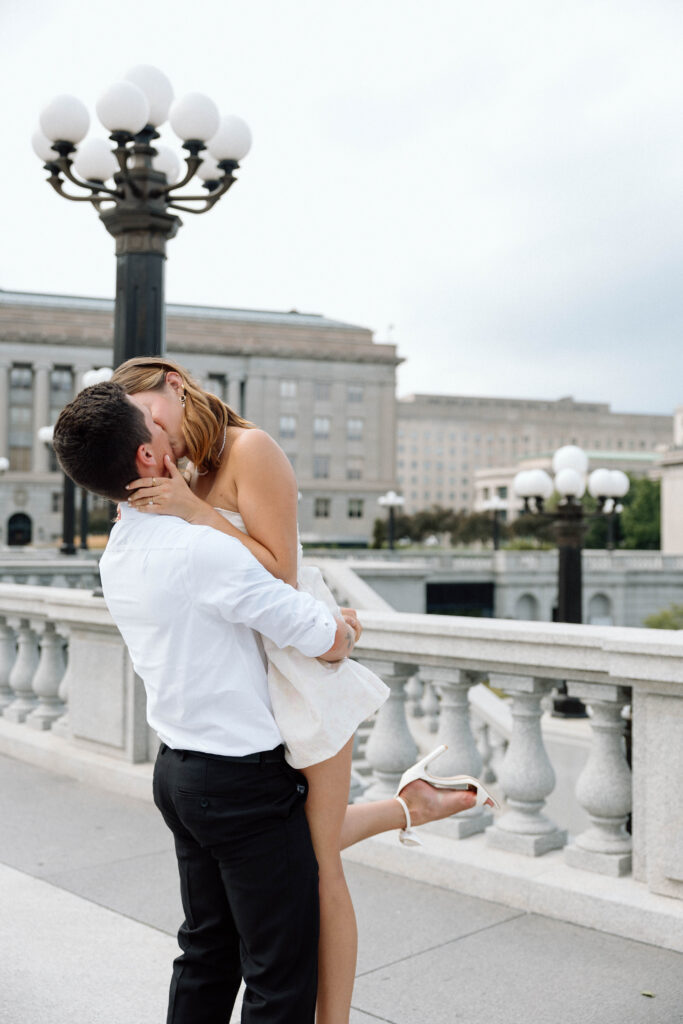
[{"xmin": 179, "ymin": 391, "xmax": 186, "ymax": 408}]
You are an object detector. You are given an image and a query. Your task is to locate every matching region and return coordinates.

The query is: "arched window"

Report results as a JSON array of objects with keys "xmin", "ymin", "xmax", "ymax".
[
  {"xmin": 7, "ymin": 513, "xmax": 32, "ymax": 547},
  {"xmin": 515, "ymin": 593, "xmax": 540, "ymax": 621},
  {"xmin": 588, "ymin": 593, "xmax": 613, "ymax": 626}
]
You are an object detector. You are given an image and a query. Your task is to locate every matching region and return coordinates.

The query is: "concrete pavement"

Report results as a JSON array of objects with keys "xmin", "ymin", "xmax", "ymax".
[{"xmin": 1, "ymin": 753, "xmax": 682, "ymax": 1024}]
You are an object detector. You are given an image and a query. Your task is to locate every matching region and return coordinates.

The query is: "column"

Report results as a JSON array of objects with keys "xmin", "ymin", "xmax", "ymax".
[
  {"xmin": 564, "ymin": 682, "xmax": 632, "ymax": 876},
  {"xmin": 486, "ymin": 675, "xmax": 567, "ymax": 856},
  {"xmin": 0, "ymin": 363, "xmax": 9, "ymax": 459},
  {"xmin": 423, "ymin": 666, "xmax": 494, "ymax": 839},
  {"xmin": 32, "ymin": 363, "xmax": 51, "ymax": 473},
  {"xmin": 359, "ymin": 659, "xmax": 418, "ymax": 801}
]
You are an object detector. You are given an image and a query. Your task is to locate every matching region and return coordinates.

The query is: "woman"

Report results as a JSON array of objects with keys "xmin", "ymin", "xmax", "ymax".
[{"xmin": 115, "ymin": 357, "xmax": 486, "ymax": 1024}]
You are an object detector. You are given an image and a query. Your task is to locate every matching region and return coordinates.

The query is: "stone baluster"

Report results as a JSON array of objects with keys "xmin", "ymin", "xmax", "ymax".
[
  {"xmin": 51, "ymin": 625, "xmax": 71, "ymax": 738},
  {"xmin": 26, "ymin": 621, "xmax": 67, "ymax": 730},
  {"xmin": 489, "ymin": 729, "xmax": 508, "ymax": 782},
  {"xmin": 405, "ymin": 673, "xmax": 424, "ymax": 718},
  {"xmin": 360, "ymin": 660, "xmax": 418, "ymax": 801},
  {"xmin": 472, "ymin": 715, "xmax": 496, "ymax": 783},
  {"xmin": 4, "ymin": 619, "xmax": 40, "ymax": 723},
  {"xmin": 564, "ymin": 682, "xmax": 632, "ymax": 876},
  {"xmin": 421, "ymin": 666, "xmax": 494, "ymax": 838},
  {"xmin": 486, "ymin": 675, "xmax": 567, "ymax": 855},
  {"xmin": 0, "ymin": 616, "xmax": 17, "ymax": 712},
  {"xmin": 421, "ymin": 679, "xmax": 440, "ymax": 733}
]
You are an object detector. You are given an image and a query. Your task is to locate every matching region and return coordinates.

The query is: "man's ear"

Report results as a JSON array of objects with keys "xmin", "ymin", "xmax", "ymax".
[{"xmin": 135, "ymin": 443, "xmax": 155, "ymax": 476}]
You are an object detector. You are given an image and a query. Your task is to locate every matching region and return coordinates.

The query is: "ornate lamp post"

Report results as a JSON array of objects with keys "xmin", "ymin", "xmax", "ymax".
[
  {"xmin": 38, "ymin": 368, "xmax": 113, "ymax": 555},
  {"xmin": 32, "ymin": 65, "xmax": 251, "ymax": 367},
  {"xmin": 378, "ymin": 490, "xmax": 405, "ymax": 550},
  {"xmin": 482, "ymin": 494, "xmax": 507, "ymax": 550},
  {"xmin": 514, "ymin": 446, "xmax": 630, "ymax": 716}
]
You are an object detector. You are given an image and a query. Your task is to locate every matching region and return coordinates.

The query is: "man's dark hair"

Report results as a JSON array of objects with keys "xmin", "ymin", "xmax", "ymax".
[{"xmin": 53, "ymin": 381, "xmax": 151, "ymax": 502}]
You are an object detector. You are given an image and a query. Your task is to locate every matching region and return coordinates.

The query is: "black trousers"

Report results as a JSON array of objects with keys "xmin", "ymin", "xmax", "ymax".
[{"xmin": 153, "ymin": 743, "xmax": 320, "ymax": 1024}]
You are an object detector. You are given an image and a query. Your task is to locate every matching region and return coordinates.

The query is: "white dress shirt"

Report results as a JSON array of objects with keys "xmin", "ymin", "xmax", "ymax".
[{"xmin": 99, "ymin": 505, "xmax": 337, "ymax": 756}]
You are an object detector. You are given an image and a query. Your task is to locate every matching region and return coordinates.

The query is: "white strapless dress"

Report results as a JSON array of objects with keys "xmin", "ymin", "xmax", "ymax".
[{"xmin": 216, "ymin": 508, "xmax": 389, "ymax": 768}]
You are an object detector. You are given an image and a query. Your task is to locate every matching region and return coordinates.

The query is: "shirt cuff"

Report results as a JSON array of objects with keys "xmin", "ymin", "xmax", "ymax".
[{"xmin": 296, "ymin": 606, "xmax": 337, "ymax": 658}]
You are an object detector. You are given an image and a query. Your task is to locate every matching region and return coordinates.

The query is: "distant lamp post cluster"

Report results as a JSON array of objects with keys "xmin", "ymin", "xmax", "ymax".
[
  {"xmin": 514, "ymin": 445, "xmax": 630, "ymax": 717},
  {"xmin": 32, "ymin": 65, "xmax": 251, "ymax": 366},
  {"xmin": 514, "ymin": 445, "xmax": 630, "ymax": 622},
  {"xmin": 378, "ymin": 490, "xmax": 405, "ymax": 550}
]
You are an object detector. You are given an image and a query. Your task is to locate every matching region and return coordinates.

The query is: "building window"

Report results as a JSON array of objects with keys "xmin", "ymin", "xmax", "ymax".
[
  {"xmin": 347, "ymin": 418, "xmax": 363, "ymax": 441},
  {"xmin": 348, "ymin": 498, "xmax": 364, "ymax": 518},
  {"xmin": 315, "ymin": 381, "xmax": 331, "ymax": 401},
  {"xmin": 51, "ymin": 491, "xmax": 62, "ymax": 513},
  {"xmin": 313, "ymin": 456, "xmax": 329, "ymax": 479},
  {"xmin": 314, "ymin": 416, "xmax": 331, "ymax": 440},
  {"xmin": 347, "ymin": 384, "xmax": 364, "ymax": 402},
  {"xmin": 314, "ymin": 497, "xmax": 331, "ymax": 518},
  {"xmin": 497, "ymin": 486, "xmax": 508, "ymax": 499},
  {"xmin": 280, "ymin": 380, "xmax": 297, "ymax": 398},
  {"xmin": 9, "ymin": 365, "xmax": 33, "ymax": 471},
  {"xmin": 279, "ymin": 415, "xmax": 297, "ymax": 439},
  {"xmin": 49, "ymin": 367, "xmax": 73, "ymax": 468},
  {"xmin": 206, "ymin": 373, "xmax": 226, "ymax": 401},
  {"xmin": 50, "ymin": 367, "xmax": 73, "ymax": 411},
  {"xmin": 346, "ymin": 459, "xmax": 363, "ymax": 480}
]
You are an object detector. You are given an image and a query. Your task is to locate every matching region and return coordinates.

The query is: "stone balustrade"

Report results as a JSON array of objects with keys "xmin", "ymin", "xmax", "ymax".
[
  {"xmin": 0, "ymin": 558, "xmax": 101, "ymax": 589},
  {"xmin": 0, "ymin": 583, "xmax": 682, "ymax": 910},
  {"xmin": 0, "ymin": 584, "xmax": 151, "ymax": 763}
]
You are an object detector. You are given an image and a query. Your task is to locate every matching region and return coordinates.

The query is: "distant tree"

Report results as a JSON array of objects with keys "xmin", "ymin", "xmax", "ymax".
[
  {"xmin": 619, "ymin": 477, "xmax": 660, "ymax": 549},
  {"xmin": 371, "ymin": 518, "xmax": 386, "ymax": 549},
  {"xmin": 644, "ymin": 604, "xmax": 683, "ymax": 629},
  {"xmin": 456, "ymin": 512, "xmax": 502, "ymax": 546},
  {"xmin": 508, "ymin": 511, "xmax": 555, "ymax": 546}
]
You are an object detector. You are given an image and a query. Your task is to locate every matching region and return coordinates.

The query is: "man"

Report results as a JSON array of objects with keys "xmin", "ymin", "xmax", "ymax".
[{"xmin": 53, "ymin": 381, "xmax": 357, "ymax": 1024}]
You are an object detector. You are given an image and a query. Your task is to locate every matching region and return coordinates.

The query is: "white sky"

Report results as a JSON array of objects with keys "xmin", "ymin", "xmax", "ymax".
[{"xmin": 1, "ymin": 0, "xmax": 681, "ymax": 414}]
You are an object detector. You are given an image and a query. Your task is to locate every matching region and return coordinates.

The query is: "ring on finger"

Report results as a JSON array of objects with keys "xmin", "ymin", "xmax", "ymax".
[
  {"xmin": 149, "ymin": 499, "xmax": 154, "ymax": 506},
  {"xmin": 151, "ymin": 478, "xmax": 156, "ymax": 487}
]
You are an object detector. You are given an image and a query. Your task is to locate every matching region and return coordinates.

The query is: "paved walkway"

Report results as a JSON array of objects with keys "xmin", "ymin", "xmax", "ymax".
[{"xmin": 1, "ymin": 752, "xmax": 682, "ymax": 1024}]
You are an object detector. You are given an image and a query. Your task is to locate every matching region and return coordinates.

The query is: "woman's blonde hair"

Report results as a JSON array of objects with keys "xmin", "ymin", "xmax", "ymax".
[{"xmin": 111, "ymin": 356, "xmax": 252, "ymax": 474}]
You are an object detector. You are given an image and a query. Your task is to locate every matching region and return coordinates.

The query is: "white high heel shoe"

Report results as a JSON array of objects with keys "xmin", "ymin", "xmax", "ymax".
[{"xmin": 394, "ymin": 744, "xmax": 500, "ymax": 847}]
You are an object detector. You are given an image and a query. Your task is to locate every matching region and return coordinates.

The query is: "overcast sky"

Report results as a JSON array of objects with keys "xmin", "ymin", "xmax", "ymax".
[{"xmin": 2, "ymin": 0, "xmax": 681, "ymax": 414}]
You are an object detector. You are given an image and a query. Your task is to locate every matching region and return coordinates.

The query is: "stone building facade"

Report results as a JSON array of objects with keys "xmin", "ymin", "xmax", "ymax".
[
  {"xmin": 397, "ymin": 393, "xmax": 672, "ymax": 515},
  {"xmin": 0, "ymin": 290, "xmax": 399, "ymax": 546}
]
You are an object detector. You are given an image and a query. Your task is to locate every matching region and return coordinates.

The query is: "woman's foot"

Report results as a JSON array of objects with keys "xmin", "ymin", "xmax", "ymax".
[{"xmin": 399, "ymin": 777, "xmax": 478, "ymax": 828}]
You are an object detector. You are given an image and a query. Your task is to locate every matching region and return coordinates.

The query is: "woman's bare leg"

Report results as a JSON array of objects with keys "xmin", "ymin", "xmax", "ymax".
[{"xmin": 301, "ymin": 738, "xmax": 357, "ymax": 1024}]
